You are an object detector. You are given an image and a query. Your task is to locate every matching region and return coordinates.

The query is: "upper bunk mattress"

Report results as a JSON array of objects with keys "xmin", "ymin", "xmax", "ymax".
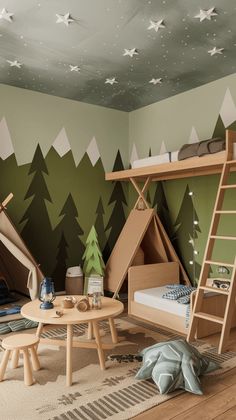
[{"xmin": 134, "ymin": 285, "xmax": 188, "ymax": 317}]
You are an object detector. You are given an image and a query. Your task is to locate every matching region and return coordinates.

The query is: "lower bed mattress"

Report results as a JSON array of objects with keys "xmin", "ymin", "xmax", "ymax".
[{"xmin": 134, "ymin": 286, "xmax": 188, "ymax": 318}]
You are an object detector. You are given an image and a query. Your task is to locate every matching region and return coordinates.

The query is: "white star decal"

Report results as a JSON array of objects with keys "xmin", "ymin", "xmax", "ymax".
[
  {"xmin": 0, "ymin": 8, "xmax": 14, "ymax": 22},
  {"xmin": 69, "ymin": 65, "xmax": 80, "ymax": 72},
  {"xmin": 56, "ymin": 12, "xmax": 74, "ymax": 26},
  {"xmin": 208, "ymin": 47, "xmax": 224, "ymax": 56},
  {"xmin": 123, "ymin": 48, "xmax": 138, "ymax": 58},
  {"xmin": 105, "ymin": 77, "xmax": 118, "ymax": 85},
  {"xmin": 195, "ymin": 7, "xmax": 218, "ymax": 22},
  {"xmin": 6, "ymin": 59, "xmax": 22, "ymax": 68},
  {"xmin": 147, "ymin": 19, "xmax": 165, "ymax": 32},
  {"xmin": 149, "ymin": 78, "xmax": 162, "ymax": 85}
]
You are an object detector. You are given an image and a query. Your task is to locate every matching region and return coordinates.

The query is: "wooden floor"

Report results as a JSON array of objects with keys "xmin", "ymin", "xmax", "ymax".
[{"xmin": 133, "ymin": 328, "xmax": 236, "ymax": 420}]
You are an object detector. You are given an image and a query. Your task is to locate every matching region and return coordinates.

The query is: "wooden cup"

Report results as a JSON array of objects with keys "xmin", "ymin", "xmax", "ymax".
[{"xmin": 75, "ymin": 297, "xmax": 90, "ymax": 312}]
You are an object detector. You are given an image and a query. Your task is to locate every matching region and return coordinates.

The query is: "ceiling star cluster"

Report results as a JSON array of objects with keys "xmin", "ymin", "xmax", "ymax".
[
  {"xmin": 105, "ymin": 77, "xmax": 118, "ymax": 85},
  {"xmin": 56, "ymin": 13, "xmax": 74, "ymax": 26},
  {"xmin": 147, "ymin": 19, "xmax": 165, "ymax": 32},
  {"xmin": 0, "ymin": 8, "xmax": 13, "ymax": 22},
  {"xmin": 69, "ymin": 65, "xmax": 80, "ymax": 72},
  {"xmin": 0, "ymin": 1, "xmax": 235, "ymax": 111},
  {"xmin": 6, "ymin": 59, "xmax": 22, "ymax": 68},
  {"xmin": 123, "ymin": 48, "xmax": 139, "ymax": 57},
  {"xmin": 208, "ymin": 47, "xmax": 224, "ymax": 56},
  {"xmin": 194, "ymin": 7, "xmax": 218, "ymax": 22},
  {"xmin": 149, "ymin": 78, "xmax": 162, "ymax": 85}
]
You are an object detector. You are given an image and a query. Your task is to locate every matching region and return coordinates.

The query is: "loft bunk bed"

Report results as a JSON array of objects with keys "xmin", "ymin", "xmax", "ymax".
[
  {"xmin": 106, "ymin": 130, "xmax": 236, "ymax": 184},
  {"xmin": 104, "ymin": 130, "xmax": 236, "ymax": 337}
]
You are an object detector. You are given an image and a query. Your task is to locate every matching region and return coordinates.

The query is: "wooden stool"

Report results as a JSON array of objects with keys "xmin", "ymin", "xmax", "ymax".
[{"xmin": 0, "ymin": 334, "xmax": 40, "ymax": 386}]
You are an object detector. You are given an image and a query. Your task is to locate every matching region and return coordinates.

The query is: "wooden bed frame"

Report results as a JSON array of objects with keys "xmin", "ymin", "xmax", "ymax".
[
  {"xmin": 128, "ymin": 262, "xmax": 236, "ymax": 337},
  {"xmin": 105, "ymin": 130, "xmax": 236, "ymax": 337}
]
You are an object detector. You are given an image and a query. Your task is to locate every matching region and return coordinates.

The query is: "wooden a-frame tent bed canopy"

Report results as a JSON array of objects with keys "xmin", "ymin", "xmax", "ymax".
[{"xmin": 104, "ymin": 130, "xmax": 236, "ymax": 341}]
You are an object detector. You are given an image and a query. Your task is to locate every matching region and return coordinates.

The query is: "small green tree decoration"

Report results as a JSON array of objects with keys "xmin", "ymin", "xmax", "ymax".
[{"xmin": 83, "ymin": 225, "xmax": 105, "ymax": 276}]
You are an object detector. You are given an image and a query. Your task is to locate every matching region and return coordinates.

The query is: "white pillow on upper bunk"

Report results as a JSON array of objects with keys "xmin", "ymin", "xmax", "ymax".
[{"xmin": 131, "ymin": 151, "xmax": 179, "ymax": 169}]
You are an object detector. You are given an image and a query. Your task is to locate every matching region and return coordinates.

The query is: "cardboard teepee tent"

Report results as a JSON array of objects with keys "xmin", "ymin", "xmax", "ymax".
[
  {"xmin": 104, "ymin": 208, "xmax": 189, "ymax": 297},
  {"xmin": 0, "ymin": 194, "xmax": 44, "ymax": 300}
]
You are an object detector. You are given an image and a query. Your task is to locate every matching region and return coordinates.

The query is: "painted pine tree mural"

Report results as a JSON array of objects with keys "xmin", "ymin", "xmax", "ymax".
[
  {"xmin": 153, "ymin": 181, "xmax": 173, "ymax": 238},
  {"xmin": 83, "ymin": 226, "xmax": 105, "ymax": 276},
  {"xmin": 103, "ymin": 151, "xmax": 128, "ymax": 261},
  {"xmin": 52, "ymin": 233, "xmax": 68, "ymax": 291},
  {"xmin": 173, "ymin": 185, "xmax": 201, "ymax": 284},
  {"xmin": 53, "ymin": 193, "xmax": 85, "ymax": 269},
  {"xmin": 20, "ymin": 144, "xmax": 53, "ymax": 274},
  {"xmin": 212, "ymin": 115, "xmax": 226, "ymax": 138},
  {"xmin": 95, "ymin": 197, "xmax": 107, "ymax": 252}
]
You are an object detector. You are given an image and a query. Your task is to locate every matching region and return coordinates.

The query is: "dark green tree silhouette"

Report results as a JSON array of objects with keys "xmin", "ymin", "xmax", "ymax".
[
  {"xmin": 103, "ymin": 151, "xmax": 128, "ymax": 261},
  {"xmin": 173, "ymin": 185, "xmax": 201, "ymax": 285},
  {"xmin": 54, "ymin": 193, "xmax": 85, "ymax": 267},
  {"xmin": 212, "ymin": 115, "xmax": 226, "ymax": 138},
  {"xmin": 153, "ymin": 181, "xmax": 173, "ymax": 238},
  {"xmin": 95, "ymin": 197, "xmax": 107, "ymax": 252},
  {"xmin": 0, "ymin": 155, "xmax": 30, "ymax": 226},
  {"xmin": 52, "ymin": 233, "xmax": 68, "ymax": 291},
  {"xmin": 146, "ymin": 190, "xmax": 152, "ymax": 206},
  {"xmin": 20, "ymin": 144, "xmax": 53, "ymax": 274}
]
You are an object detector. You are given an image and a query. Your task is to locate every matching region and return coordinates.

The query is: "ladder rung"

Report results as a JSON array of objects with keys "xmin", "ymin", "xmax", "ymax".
[
  {"xmin": 215, "ymin": 210, "xmax": 236, "ymax": 214},
  {"xmin": 194, "ymin": 312, "xmax": 224, "ymax": 324},
  {"xmin": 210, "ymin": 235, "xmax": 236, "ymax": 240},
  {"xmin": 221, "ymin": 184, "xmax": 236, "ymax": 189},
  {"xmin": 225, "ymin": 160, "xmax": 236, "ymax": 165},
  {"xmin": 200, "ymin": 286, "xmax": 229, "ymax": 295},
  {"xmin": 205, "ymin": 260, "xmax": 234, "ymax": 268},
  {"xmin": 207, "ymin": 277, "xmax": 231, "ymax": 283}
]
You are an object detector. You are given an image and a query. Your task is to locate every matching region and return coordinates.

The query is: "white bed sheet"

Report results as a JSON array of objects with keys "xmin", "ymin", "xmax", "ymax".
[
  {"xmin": 132, "ymin": 152, "xmax": 178, "ymax": 169},
  {"xmin": 134, "ymin": 286, "xmax": 187, "ymax": 317},
  {"xmin": 132, "ymin": 147, "xmax": 236, "ymax": 170}
]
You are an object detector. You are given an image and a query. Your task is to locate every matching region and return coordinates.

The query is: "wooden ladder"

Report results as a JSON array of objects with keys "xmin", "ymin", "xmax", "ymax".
[{"xmin": 187, "ymin": 136, "xmax": 236, "ymax": 353}]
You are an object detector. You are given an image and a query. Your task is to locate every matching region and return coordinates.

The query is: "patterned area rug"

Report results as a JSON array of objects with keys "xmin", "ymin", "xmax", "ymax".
[{"xmin": 1, "ymin": 317, "xmax": 236, "ymax": 420}]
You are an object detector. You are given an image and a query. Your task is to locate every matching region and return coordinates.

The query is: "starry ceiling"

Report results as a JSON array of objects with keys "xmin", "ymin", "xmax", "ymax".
[{"xmin": 1, "ymin": 0, "xmax": 236, "ymax": 112}]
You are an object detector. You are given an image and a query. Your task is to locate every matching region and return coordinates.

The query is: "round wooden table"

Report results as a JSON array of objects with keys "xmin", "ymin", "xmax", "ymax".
[{"xmin": 21, "ymin": 296, "xmax": 124, "ymax": 386}]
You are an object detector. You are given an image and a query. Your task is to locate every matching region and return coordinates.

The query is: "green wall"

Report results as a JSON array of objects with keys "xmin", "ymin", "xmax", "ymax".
[
  {"xmin": 1, "ymin": 72, "xmax": 236, "ymax": 290},
  {"xmin": 0, "ymin": 84, "xmax": 129, "ymax": 291}
]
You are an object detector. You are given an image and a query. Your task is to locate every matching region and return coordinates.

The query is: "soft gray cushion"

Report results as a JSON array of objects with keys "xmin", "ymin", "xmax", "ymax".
[{"xmin": 135, "ymin": 339, "xmax": 218, "ymax": 395}]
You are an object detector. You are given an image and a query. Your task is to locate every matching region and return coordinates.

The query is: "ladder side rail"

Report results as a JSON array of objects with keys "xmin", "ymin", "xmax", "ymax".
[
  {"xmin": 218, "ymin": 257, "xmax": 236, "ymax": 353},
  {"xmin": 226, "ymin": 130, "xmax": 236, "ymax": 161},
  {"xmin": 187, "ymin": 163, "xmax": 230, "ymax": 343}
]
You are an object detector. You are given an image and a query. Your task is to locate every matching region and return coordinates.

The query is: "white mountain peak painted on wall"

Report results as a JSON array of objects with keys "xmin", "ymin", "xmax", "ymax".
[
  {"xmin": 130, "ymin": 143, "xmax": 139, "ymax": 165},
  {"xmin": 52, "ymin": 127, "xmax": 71, "ymax": 157},
  {"xmin": 0, "ymin": 117, "xmax": 14, "ymax": 160},
  {"xmin": 159, "ymin": 141, "xmax": 167, "ymax": 154},
  {"xmin": 220, "ymin": 88, "xmax": 236, "ymax": 128},
  {"xmin": 188, "ymin": 127, "xmax": 199, "ymax": 144},
  {"xmin": 86, "ymin": 137, "xmax": 101, "ymax": 166}
]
